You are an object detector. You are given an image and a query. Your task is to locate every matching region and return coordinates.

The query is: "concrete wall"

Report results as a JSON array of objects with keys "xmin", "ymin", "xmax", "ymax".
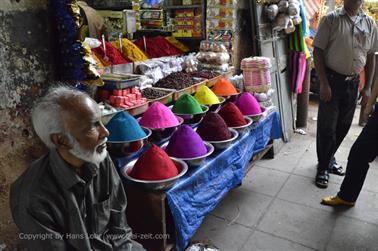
[{"xmin": 0, "ymin": 0, "xmax": 53, "ymax": 249}]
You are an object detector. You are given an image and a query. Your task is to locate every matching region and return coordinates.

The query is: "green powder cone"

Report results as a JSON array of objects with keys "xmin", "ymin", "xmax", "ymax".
[{"xmin": 172, "ymin": 94, "xmax": 203, "ymax": 114}]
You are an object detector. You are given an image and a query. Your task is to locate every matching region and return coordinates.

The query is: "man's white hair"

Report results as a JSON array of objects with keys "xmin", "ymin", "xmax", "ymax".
[{"xmin": 32, "ymin": 86, "xmax": 90, "ymax": 148}]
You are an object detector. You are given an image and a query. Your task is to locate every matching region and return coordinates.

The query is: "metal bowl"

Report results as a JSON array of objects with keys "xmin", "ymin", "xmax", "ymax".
[
  {"xmin": 140, "ymin": 116, "xmax": 184, "ymax": 143},
  {"xmin": 173, "ymin": 105, "xmax": 209, "ymax": 125},
  {"xmin": 206, "ymin": 97, "xmax": 226, "ymax": 112},
  {"xmin": 122, "ymin": 157, "xmax": 188, "ymax": 191},
  {"xmin": 229, "ymin": 116, "xmax": 253, "ymax": 134},
  {"xmin": 204, "ymin": 128, "xmax": 239, "ymax": 150},
  {"xmin": 161, "ymin": 141, "xmax": 214, "ymax": 167},
  {"xmin": 246, "ymin": 107, "xmax": 265, "ymax": 122},
  {"xmin": 107, "ymin": 128, "xmax": 152, "ymax": 157}
]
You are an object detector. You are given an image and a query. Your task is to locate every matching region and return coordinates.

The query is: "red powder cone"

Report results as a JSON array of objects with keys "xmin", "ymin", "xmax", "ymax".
[
  {"xmin": 196, "ymin": 112, "xmax": 231, "ymax": 141},
  {"xmin": 218, "ymin": 102, "xmax": 247, "ymax": 127},
  {"xmin": 129, "ymin": 144, "xmax": 178, "ymax": 181}
]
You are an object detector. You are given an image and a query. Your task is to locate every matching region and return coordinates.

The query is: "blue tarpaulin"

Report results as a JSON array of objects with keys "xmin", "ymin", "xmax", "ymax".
[
  {"xmin": 167, "ymin": 111, "xmax": 281, "ymax": 250},
  {"xmin": 114, "ymin": 111, "xmax": 281, "ymax": 251}
]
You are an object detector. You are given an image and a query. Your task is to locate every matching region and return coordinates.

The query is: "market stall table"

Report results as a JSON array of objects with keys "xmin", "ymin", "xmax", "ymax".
[{"xmin": 113, "ymin": 110, "xmax": 281, "ymax": 251}]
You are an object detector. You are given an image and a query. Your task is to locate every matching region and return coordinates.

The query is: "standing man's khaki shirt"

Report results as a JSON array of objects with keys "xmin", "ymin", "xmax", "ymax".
[{"xmin": 313, "ymin": 8, "xmax": 378, "ymax": 75}]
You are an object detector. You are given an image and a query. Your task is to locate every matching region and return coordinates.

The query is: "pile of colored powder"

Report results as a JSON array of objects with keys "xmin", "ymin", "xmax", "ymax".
[
  {"xmin": 164, "ymin": 36, "xmax": 190, "ymax": 53},
  {"xmin": 194, "ymin": 86, "xmax": 220, "ymax": 105},
  {"xmin": 212, "ymin": 78, "xmax": 238, "ymax": 96},
  {"xmin": 172, "ymin": 94, "xmax": 203, "ymax": 114},
  {"xmin": 196, "ymin": 112, "xmax": 231, "ymax": 141},
  {"xmin": 218, "ymin": 102, "xmax": 247, "ymax": 127},
  {"xmin": 92, "ymin": 41, "xmax": 129, "ymax": 66},
  {"xmin": 139, "ymin": 102, "xmax": 180, "ymax": 129},
  {"xmin": 111, "ymin": 38, "xmax": 149, "ymax": 62},
  {"xmin": 106, "ymin": 111, "xmax": 146, "ymax": 142},
  {"xmin": 165, "ymin": 125, "xmax": 207, "ymax": 158},
  {"xmin": 235, "ymin": 93, "xmax": 262, "ymax": 116},
  {"xmin": 134, "ymin": 36, "xmax": 183, "ymax": 58},
  {"xmin": 129, "ymin": 144, "xmax": 178, "ymax": 181}
]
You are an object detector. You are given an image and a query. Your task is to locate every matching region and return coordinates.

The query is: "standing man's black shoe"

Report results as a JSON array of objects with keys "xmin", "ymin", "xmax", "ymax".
[
  {"xmin": 316, "ymin": 170, "xmax": 329, "ymax": 188},
  {"xmin": 330, "ymin": 162, "xmax": 345, "ymax": 176}
]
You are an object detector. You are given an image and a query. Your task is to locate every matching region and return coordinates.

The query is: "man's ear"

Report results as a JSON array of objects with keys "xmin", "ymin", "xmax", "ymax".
[{"xmin": 50, "ymin": 133, "xmax": 72, "ymax": 149}]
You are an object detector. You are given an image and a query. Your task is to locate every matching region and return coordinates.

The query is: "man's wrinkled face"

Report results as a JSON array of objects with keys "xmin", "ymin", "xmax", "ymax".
[
  {"xmin": 344, "ymin": 0, "xmax": 363, "ymax": 11},
  {"xmin": 63, "ymin": 96, "xmax": 109, "ymax": 165}
]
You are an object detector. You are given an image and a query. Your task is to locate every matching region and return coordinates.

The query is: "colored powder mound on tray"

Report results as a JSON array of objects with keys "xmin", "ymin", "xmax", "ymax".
[
  {"xmin": 218, "ymin": 102, "xmax": 247, "ymax": 127},
  {"xmin": 111, "ymin": 38, "xmax": 149, "ymax": 62},
  {"xmin": 235, "ymin": 92, "xmax": 262, "ymax": 116},
  {"xmin": 129, "ymin": 144, "xmax": 178, "ymax": 181},
  {"xmin": 212, "ymin": 78, "xmax": 238, "ymax": 96},
  {"xmin": 194, "ymin": 86, "xmax": 220, "ymax": 105},
  {"xmin": 139, "ymin": 102, "xmax": 179, "ymax": 129},
  {"xmin": 172, "ymin": 94, "xmax": 203, "ymax": 114},
  {"xmin": 196, "ymin": 112, "xmax": 231, "ymax": 141},
  {"xmin": 154, "ymin": 72, "xmax": 194, "ymax": 90},
  {"xmin": 92, "ymin": 41, "xmax": 129, "ymax": 66},
  {"xmin": 165, "ymin": 125, "xmax": 207, "ymax": 158},
  {"xmin": 106, "ymin": 111, "xmax": 146, "ymax": 142},
  {"xmin": 134, "ymin": 36, "xmax": 183, "ymax": 58}
]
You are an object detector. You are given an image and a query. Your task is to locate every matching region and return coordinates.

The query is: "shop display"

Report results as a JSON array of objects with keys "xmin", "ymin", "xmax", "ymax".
[
  {"xmin": 211, "ymin": 77, "xmax": 238, "ymax": 96},
  {"xmin": 165, "ymin": 36, "xmax": 191, "ymax": 53},
  {"xmin": 129, "ymin": 144, "xmax": 179, "ymax": 181},
  {"xmin": 197, "ymin": 40, "xmax": 230, "ymax": 72},
  {"xmin": 196, "ymin": 112, "xmax": 231, "ymax": 141},
  {"xmin": 165, "ymin": 125, "xmax": 208, "ymax": 158},
  {"xmin": 106, "ymin": 111, "xmax": 147, "ymax": 142},
  {"xmin": 194, "ymin": 85, "xmax": 220, "ymax": 105},
  {"xmin": 171, "ymin": 8, "xmax": 203, "ymax": 38},
  {"xmin": 218, "ymin": 102, "xmax": 247, "ymax": 127},
  {"xmin": 134, "ymin": 36, "xmax": 184, "ymax": 58},
  {"xmin": 111, "ymin": 38, "xmax": 149, "ymax": 62},
  {"xmin": 263, "ymin": 0, "xmax": 301, "ymax": 34},
  {"xmin": 235, "ymin": 92, "xmax": 262, "ymax": 116},
  {"xmin": 172, "ymin": 94, "xmax": 203, "ymax": 114},
  {"xmin": 154, "ymin": 72, "xmax": 194, "ymax": 90},
  {"xmin": 139, "ymin": 102, "xmax": 180, "ymax": 129},
  {"xmin": 206, "ymin": 0, "xmax": 236, "ymax": 32}
]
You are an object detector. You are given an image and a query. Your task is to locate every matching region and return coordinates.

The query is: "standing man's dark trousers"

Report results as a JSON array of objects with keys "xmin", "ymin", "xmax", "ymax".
[
  {"xmin": 338, "ymin": 104, "xmax": 378, "ymax": 202},
  {"xmin": 316, "ymin": 70, "xmax": 359, "ymax": 187}
]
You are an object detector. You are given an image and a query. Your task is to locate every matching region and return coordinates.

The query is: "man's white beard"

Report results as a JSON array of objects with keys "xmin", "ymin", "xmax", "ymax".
[{"xmin": 68, "ymin": 134, "xmax": 108, "ymax": 166}]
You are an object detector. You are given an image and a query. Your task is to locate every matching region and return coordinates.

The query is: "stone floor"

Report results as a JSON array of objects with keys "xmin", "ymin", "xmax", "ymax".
[{"xmin": 191, "ymin": 100, "xmax": 378, "ymax": 251}]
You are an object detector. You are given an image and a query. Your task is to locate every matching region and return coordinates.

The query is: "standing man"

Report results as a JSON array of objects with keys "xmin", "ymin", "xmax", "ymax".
[
  {"xmin": 312, "ymin": 0, "xmax": 378, "ymax": 188},
  {"xmin": 322, "ymin": 77, "xmax": 378, "ymax": 206}
]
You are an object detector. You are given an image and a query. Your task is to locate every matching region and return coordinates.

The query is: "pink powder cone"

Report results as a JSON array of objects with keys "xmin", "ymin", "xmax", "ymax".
[
  {"xmin": 139, "ymin": 102, "xmax": 180, "ymax": 129},
  {"xmin": 235, "ymin": 92, "xmax": 262, "ymax": 115},
  {"xmin": 165, "ymin": 125, "xmax": 207, "ymax": 158}
]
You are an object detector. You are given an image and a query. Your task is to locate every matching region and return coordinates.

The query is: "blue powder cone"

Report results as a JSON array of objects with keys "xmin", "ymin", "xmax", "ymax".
[{"xmin": 106, "ymin": 111, "xmax": 146, "ymax": 142}]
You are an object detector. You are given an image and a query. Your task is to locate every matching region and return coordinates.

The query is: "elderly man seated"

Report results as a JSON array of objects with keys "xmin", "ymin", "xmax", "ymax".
[{"xmin": 10, "ymin": 86, "xmax": 145, "ymax": 251}]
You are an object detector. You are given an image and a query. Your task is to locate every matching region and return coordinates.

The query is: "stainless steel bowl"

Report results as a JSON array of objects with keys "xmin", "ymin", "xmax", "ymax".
[
  {"xmin": 122, "ymin": 157, "xmax": 188, "ymax": 191},
  {"xmin": 229, "ymin": 116, "xmax": 253, "ymax": 134},
  {"xmin": 107, "ymin": 128, "xmax": 152, "ymax": 157},
  {"xmin": 161, "ymin": 142, "xmax": 214, "ymax": 167},
  {"xmin": 204, "ymin": 128, "xmax": 239, "ymax": 150},
  {"xmin": 206, "ymin": 97, "xmax": 226, "ymax": 112},
  {"xmin": 140, "ymin": 116, "xmax": 184, "ymax": 143},
  {"xmin": 173, "ymin": 105, "xmax": 209, "ymax": 125}
]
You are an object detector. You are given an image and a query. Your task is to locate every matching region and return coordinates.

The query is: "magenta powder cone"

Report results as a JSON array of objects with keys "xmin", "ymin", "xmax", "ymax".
[
  {"xmin": 139, "ymin": 102, "xmax": 180, "ymax": 129},
  {"xmin": 235, "ymin": 92, "xmax": 262, "ymax": 115},
  {"xmin": 165, "ymin": 125, "xmax": 207, "ymax": 158}
]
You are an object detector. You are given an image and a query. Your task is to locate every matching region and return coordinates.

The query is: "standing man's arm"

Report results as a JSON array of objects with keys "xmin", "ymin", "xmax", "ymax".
[
  {"xmin": 312, "ymin": 14, "xmax": 333, "ymax": 102},
  {"xmin": 361, "ymin": 53, "xmax": 376, "ymax": 103},
  {"xmin": 364, "ymin": 78, "xmax": 378, "ymax": 118},
  {"xmin": 314, "ymin": 47, "xmax": 332, "ymax": 101}
]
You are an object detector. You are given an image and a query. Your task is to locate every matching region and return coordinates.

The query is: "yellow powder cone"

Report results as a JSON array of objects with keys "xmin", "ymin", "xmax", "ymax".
[{"xmin": 194, "ymin": 86, "xmax": 220, "ymax": 105}]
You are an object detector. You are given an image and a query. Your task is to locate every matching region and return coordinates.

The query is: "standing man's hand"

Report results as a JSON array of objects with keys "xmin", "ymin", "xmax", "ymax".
[
  {"xmin": 360, "ymin": 88, "xmax": 371, "ymax": 106},
  {"xmin": 320, "ymin": 83, "xmax": 332, "ymax": 102},
  {"xmin": 363, "ymin": 100, "xmax": 375, "ymax": 119}
]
